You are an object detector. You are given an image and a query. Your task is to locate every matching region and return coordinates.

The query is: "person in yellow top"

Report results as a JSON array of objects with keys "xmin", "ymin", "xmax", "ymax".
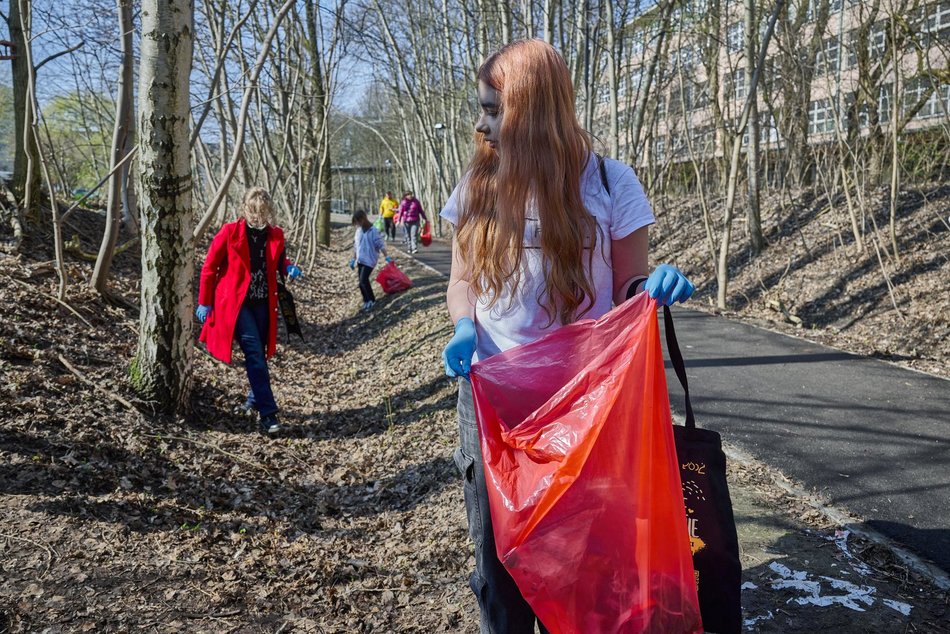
[{"xmin": 379, "ymin": 191, "xmax": 398, "ymax": 241}]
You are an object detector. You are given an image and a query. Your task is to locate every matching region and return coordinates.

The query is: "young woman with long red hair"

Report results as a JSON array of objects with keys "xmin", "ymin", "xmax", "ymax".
[{"xmin": 440, "ymin": 40, "xmax": 695, "ymax": 632}]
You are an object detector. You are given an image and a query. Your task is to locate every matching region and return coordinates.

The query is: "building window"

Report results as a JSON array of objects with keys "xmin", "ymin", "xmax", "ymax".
[
  {"xmin": 847, "ymin": 23, "xmax": 887, "ymax": 69},
  {"xmin": 925, "ymin": 1, "xmax": 950, "ymax": 34},
  {"xmin": 816, "ymin": 35, "xmax": 840, "ymax": 75},
  {"xmin": 870, "ymin": 23, "xmax": 887, "ymax": 55},
  {"xmin": 764, "ymin": 58, "xmax": 783, "ymax": 93},
  {"xmin": 727, "ymin": 21, "xmax": 744, "ymax": 52},
  {"xmin": 631, "ymin": 34, "xmax": 645, "ymax": 59},
  {"xmin": 808, "ymin": 98, "xmax": 836, "ymax": 134},
  {"xmin": 879, "ymin": 83, "xmax": 893, "ymax": 122},
  {"xmin": 656, "ymin": 95, "xmax": 666, "ymax": 118},
  {"xmin": 654, "ymin": 138, "xmax": 666, "ymax": 161},
  {"xmin": 690, "ymin": 0, "xmax": 708, "ymax": 14},
  {"xmin": 680, "ymin": 45, "xmax": 695, "ymax": 68},
  {"xmin": 855, "ymin": 84, "xmax": 893, "ymax": 128},
  {"xmin": 904, "ymin": 77, "xmax": 950, "ymax": 119},
  {"xmin": 728, "ymin": 69, "xmax": 747, "ymax": 101},
  {"xmin": 690, "ymin": 125, "xmax": 716, "ymax": 155},
  {"xmin": 763, "ymin": 114, "xmax": 781, "ymax": 144},
  {"xmin": 627, "ymin": 67, "xmax": 643, "ymax": 95},
  {"xmin": 806, "ymin": 0, "xmax": 843, "ymax": 21},
  {"xmin": 688, "ymin": 81, "xmax": 709, "ymax": 111}
]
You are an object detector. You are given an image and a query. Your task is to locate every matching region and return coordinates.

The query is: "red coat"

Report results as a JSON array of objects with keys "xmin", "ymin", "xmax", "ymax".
[{"xmin": 198, "ymin": 219, "xmax": 289, "ymax": 364}]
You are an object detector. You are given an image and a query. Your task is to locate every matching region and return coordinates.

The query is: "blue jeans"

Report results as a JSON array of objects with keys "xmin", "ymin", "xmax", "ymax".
[
  {"xmin": 234, "ymin": 303, "xmax": 277, "ymax": 417},
  {"xmin": 455, "ymin": 379, "xmax": 548, "ymax": 634}
]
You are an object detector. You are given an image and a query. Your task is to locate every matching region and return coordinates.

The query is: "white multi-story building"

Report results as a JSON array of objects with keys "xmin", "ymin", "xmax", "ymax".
[{"xmin": 604, "ymin": 0, "xmax": 949, "ymax": 167}]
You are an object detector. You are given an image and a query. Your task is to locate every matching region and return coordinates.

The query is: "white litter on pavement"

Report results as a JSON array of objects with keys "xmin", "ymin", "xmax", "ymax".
[
  {"xmin": 741, "ymin": 582, "xmax": 758, "ymax": 590},
  {"xmin": 766, "ymin": 561, "xmax": 913, "ymax": 616},
  {"xmin": 743, "ymin": 610, "xmax": 774, "ymax": 627},
  {"xmin": 827, "ymin": 529, "xmax": 874, "ymax": 576},
  {"xmin": 882, "ymin": 599, "xmax": 913, "ymax": 616}
]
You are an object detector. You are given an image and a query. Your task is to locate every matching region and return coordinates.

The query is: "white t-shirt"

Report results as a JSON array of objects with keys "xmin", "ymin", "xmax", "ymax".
[
  {"xmin": 440, "ymin": 154, "xmax": 655, "ymax": 361},
  {"xmin": 354, "ymin": 226, "xmax": 385, "ymax": 267}
]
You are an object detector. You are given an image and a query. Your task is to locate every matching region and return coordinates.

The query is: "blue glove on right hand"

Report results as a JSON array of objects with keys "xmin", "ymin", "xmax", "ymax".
[
  {"xmin": 645, "ymin": 264, "xmax": 695, "ymax": 306},
  {"xmin": 385, "ymin": 256, "xmax": 394, "ymax": 263},
  {"xmin": 348, "ymin": 258, "xmax": 356, "ymax": 270},
  {"xmin": 443, "ymin": 317, "xmax": 476, "ymax": 379},
  {"xmin": 196, "ymin": 304, "xmax": 212, "ymax": 323}
]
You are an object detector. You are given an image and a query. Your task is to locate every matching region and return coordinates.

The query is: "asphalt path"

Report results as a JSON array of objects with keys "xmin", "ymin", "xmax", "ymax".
[{"xmin": 405, "ymin": 235, "xmax": 950, "ymax": 574}]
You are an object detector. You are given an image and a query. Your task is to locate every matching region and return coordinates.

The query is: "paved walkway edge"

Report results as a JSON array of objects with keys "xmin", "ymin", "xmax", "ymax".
[{"xmin": 719, "ymin": 431, "xmax": 950, "ymax": 592}]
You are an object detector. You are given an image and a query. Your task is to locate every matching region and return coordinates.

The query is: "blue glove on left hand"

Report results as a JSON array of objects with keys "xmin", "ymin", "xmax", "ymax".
[
  {"xmin": 645, "ymin": 264, "xmax": 695, "ymax": 305},
  {"xmin": 286, "ymin": 264, "xmax": 302, "ymax": 280},
  {"xmin": 348, "ymin": 258, "xmax": 356, "ymax": 270},
  {"xmin": 443, "ymin": 318, "xmax": 476, "ymax": 379},
  {"xmin": 196, "ymin": 304, "xmax": 213, "ymax": 323},
  {"xmin": 385, "ymin": 256, "xmax": 394, "ymax": 263}
]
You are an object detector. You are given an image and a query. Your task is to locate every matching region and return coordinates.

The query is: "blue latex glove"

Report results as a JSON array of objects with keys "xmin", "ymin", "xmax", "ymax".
[
  {"xmin": 196, "ymin": 304, "xmax": 213, "ymax": 323},
  {"xmin": 348, "ymin": 258, "xmax": 356, "ymax": 270},
  {"xmin": 645, "ymin": 264, "xmax": 695, "ymax": 306},
  {"xmin": 385, "ymin": 256, "xmax": 394, "ymax": 263},
  {"xmin": 286, "ymin": 264, "xmax": 302, "ymax": 280},
  {"xmin": 443, "ymin": 317, "xmax": 476, "ymax": 379}
]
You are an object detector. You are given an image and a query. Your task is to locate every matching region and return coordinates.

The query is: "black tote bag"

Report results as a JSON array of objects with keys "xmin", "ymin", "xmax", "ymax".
[
  {"xmin": 662, "ymin": 306, "xmax": 742, "ymax": 634},
  {"xmin": 276, "ymin": 275, "xmax": 304, "ymax": 342}
]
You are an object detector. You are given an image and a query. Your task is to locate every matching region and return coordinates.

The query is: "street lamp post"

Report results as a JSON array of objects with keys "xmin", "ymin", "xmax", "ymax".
[{"xmin": 433, "ymin": 122, "xmax": 447, "ymax": 237}]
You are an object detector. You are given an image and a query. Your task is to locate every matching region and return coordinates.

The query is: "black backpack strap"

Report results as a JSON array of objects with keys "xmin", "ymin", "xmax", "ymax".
[
  {"xmin": 663, "ymin": 305, "xmax": 696, "ymax": 430},
  {"xmin": 597, "ymin": 153, "xmax": 610, "ymax": 196}
]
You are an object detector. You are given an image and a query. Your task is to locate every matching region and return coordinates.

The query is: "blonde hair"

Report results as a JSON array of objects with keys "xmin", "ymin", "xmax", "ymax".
[
  {"xmin": 241, "ymin": 187, "xmax": 276, "ymax": 225},
  {"xmin": 456, "ymin": 39, "xmax": 599, "ymax": 326}
]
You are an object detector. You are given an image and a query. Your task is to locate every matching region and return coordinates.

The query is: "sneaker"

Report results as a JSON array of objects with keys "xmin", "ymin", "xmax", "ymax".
[
  {"xmin": 410, "ymin": 247, "xmax": 417, "ymax": 254},
  {"xmin": 232, "ymin": 400, "xmax": 254, "ymax": 417},
  {"xmin": 259, "ymin": 414, "xmax": 280, "ymax": 435}
]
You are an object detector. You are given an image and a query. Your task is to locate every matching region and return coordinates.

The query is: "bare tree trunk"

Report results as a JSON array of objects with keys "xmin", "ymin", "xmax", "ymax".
[
  {"xmin": 744, "ymin": 0, "xmax": 764, "ymax": 253},
  {"xmin": 133, "ymin": 0, "xmax": 195, "ymax": 414},
  {"xmin": 304, "ymin": 0, "xmax": 334, "ymax": 248},
  {"xmin": 91, "ymin": 0, "xmax": 134, "ymax": 296},
  {"xmin": 717, "ymin": 0, "xmax": 784, "ymax": 308},
  {"xmin": 9, "ymin": 0, "xmax": 40, "ymax": 221},
  {"xmin": 543, "ymin": 0, "xmax": 555, "ymax": 42},
  {"xmin": 604, "ymin": 0, "xmax": 618, "ymax": 156}
]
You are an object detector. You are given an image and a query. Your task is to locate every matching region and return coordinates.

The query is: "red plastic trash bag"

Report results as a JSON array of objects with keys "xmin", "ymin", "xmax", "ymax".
[
  {"xmin": 420, "ymin": 221, "xmax": 432, "ymax": 247},
  {"xmin": 375, "ymin": 261, "xmax": 412, "ymax": 294},
  {"xmin": 469, "ymin": 294, "xmax": 702, "ymax": 634}
]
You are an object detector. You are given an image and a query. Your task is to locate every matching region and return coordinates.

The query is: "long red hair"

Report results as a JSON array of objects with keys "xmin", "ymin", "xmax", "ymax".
[{"xmin": 456, "ymin": 39, "xmax": 598, "ymax": 325}]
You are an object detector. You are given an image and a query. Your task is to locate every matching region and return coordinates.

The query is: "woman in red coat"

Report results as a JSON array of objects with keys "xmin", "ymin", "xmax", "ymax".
[{"xmin": 196, "ymin": 187, "xmax": 301, "ymax": 434}]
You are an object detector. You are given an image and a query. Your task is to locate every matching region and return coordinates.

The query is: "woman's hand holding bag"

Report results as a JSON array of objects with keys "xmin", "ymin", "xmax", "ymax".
[
  {"xmin": 443, "ymin": 317, "xmax": 476, "ymax": 379},
  {"xmin": 645, "ymin": 264, "xmax": 695, "ymax": 305}
]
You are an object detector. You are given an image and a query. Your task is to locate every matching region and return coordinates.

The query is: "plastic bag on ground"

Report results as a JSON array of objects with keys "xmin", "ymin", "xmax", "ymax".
[
  {"xmin": 420, "ymin": 221, "xmax": 432, "ymax": 246},
  {"xmin": 375, "ymin": 261, "xmax": 412, "ymax": 294},
  {"xmin": 469, "ymin": 294, "xmax": 702, "ymax": 634}
]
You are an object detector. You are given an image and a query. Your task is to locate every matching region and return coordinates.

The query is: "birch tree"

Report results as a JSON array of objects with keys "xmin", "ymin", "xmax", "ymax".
[{"xmin": 132, "ymin": 0, "xmax": 195, "ymax": 414}]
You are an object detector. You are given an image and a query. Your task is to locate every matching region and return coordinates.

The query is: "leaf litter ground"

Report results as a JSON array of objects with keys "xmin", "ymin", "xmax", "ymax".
[{"xmin": 0, "ymin": 215, "xmax": 947, "ymax": 632}]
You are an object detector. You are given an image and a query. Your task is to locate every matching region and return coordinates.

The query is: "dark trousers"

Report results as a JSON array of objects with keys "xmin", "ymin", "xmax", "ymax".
[
  {"xmin": 357, "ymin": 263, "xmax": 375, "ymax": 303},
  {"xmin": 455, "ymin": 379, "xmax": 548, "ymax": 634},
  {"xmin": 384, "ymin": 217, "xmax": 396, "ymax": 240},
  {"xmin": 233, "ymin": 303, "xmax": 277, "ymax": 417}
]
